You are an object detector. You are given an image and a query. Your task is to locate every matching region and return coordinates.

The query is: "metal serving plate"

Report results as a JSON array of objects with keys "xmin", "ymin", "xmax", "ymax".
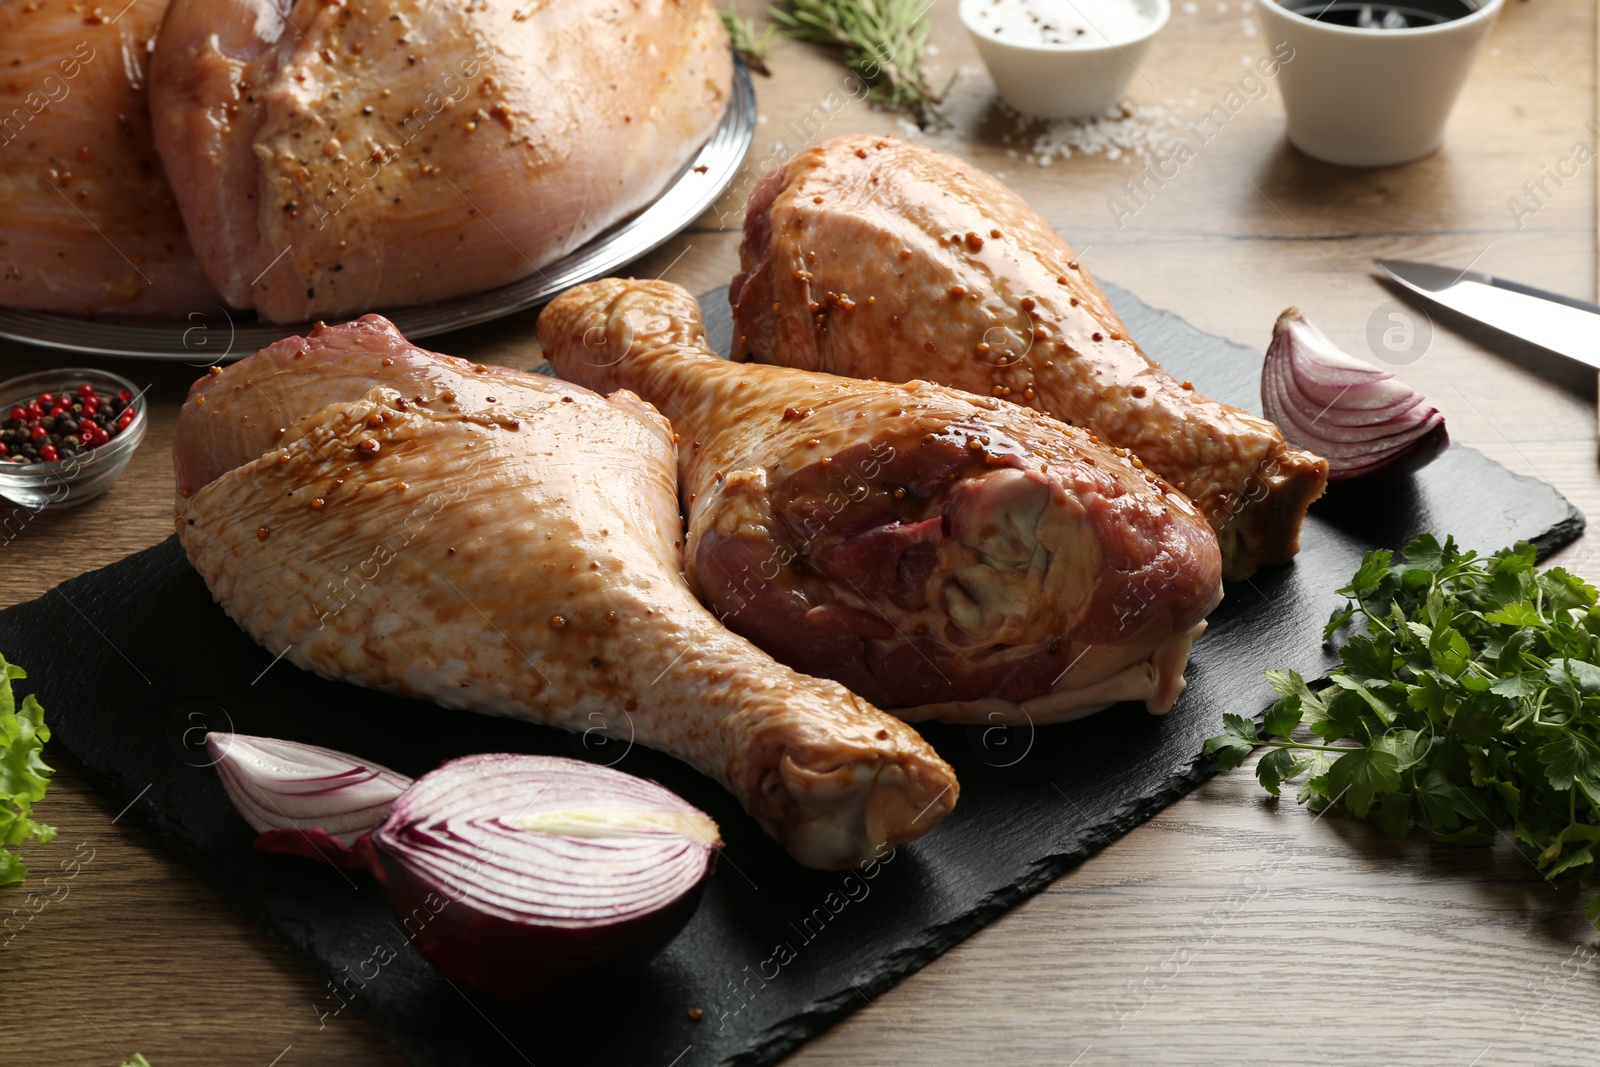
[{"xmin": 0, "ymin": 63, "xmax": 755, "ymax": 363}]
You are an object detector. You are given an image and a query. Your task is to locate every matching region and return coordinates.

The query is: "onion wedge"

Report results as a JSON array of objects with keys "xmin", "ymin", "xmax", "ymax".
[{"xmin": 1262, "ymin": 308, "xmax": 1447, "ymax": 482}]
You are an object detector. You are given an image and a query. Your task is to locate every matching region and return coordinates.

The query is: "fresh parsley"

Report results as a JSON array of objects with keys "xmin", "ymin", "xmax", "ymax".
[
  {"xmin": 1204, "ymin": 534, "xmax": 1600, "ymax": 923},
  {"xmin": 0, "ymin": 653, "xmax": 55, "ymax": 886}
]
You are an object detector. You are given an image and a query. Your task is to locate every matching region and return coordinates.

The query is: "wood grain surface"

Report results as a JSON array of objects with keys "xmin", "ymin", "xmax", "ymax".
[{"xmin": 1, "ymin": 1, "xmax": 1596, "ymax": 1064}]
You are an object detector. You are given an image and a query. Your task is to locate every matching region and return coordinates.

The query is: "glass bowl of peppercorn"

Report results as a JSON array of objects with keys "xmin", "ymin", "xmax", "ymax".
[{"xmin": 0, "ymin": 368, "xmax": 146, "ymax": 510}]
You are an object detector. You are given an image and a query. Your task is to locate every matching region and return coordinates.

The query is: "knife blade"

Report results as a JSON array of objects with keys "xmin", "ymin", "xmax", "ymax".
[{"xmin": 1374, "ymin": 259, "xmax": 1600, "ymax": 370}]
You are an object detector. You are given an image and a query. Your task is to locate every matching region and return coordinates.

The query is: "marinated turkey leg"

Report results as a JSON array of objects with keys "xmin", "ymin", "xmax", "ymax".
[
  {"xmin": 173, "ymin": 318, "xmax": 957, "ymax": 869},
  {"xmin": 540, "ymin": 279, "xmax": 1222, "ymax": 723},
  {"xmin": 729, "ymin": 135, "xmax": 1329, "ymax": 579}
]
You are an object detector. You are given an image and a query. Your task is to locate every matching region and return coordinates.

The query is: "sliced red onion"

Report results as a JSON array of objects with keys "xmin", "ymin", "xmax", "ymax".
[
  {"xmin": 206, "ymin": 732, "xmax": 412, "ymax": 856},
  {"xmin": 1262, "ymin": 308, "xmax": 1448, "ymax": 482},
  {"xmin": 370, "ymin": 754, "xmax": 720, "ymax": 1000},
  {"xmin": 209, "ymin": 737, "xmax": 720, "ymax": 999}
]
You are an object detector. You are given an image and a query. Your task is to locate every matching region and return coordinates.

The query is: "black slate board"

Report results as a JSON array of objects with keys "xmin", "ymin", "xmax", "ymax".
[{"xmin": 0, "ymin": 285, "xmax": 1582, "ymax": 1067}]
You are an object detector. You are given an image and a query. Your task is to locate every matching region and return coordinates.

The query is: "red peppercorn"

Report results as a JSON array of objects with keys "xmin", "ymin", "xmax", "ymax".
[
  {"xmin": 76, "ymin": 383, "xmax": 95, "ymax": 397},
  {"xmin": 8, "ymin": 406, "xmax": 23, "ymax": 422},
  {"xmin": 36, "ymin": 392, "xmax": 52, "ymax": 406},
  {"xmin": 23, "ymin": 402, "xmax": 41, "ymax": 420},
  {"xmin": 0, "ymin": 443, "xmax": 8, "ymax": 456},
  {"xmin": 30, "ymin": 425, "xmax": 46, "ymax": 442},
  {"xmin": 116, "ymin": 409, "xmax": 134, "ymax": 430},
  {"xmin": 116, "ymin": 389, "xmax": 131, "ymax": 402},
  {"xmin": 37, "ymin": 444, "xmax": 58, "ymax": 462},
  {"xmin": 82, "ymin": 396, "xmax": 99, "ymax": 413},
  {"xmin": 80, "ymin": 418, "xmax": 98, "ymax": 434}
]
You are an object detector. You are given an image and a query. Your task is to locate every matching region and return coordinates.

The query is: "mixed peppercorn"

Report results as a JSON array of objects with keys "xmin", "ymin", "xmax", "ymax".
[{"xmin": 1, "ymin": 384, "xmax": 137, "ymax": 464}]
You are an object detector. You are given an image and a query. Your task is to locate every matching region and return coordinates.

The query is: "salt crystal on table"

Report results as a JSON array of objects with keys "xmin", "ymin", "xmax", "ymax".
[{"xmin": 1017, "ymin": 102, "xmax": 1186, "ymax": 166}]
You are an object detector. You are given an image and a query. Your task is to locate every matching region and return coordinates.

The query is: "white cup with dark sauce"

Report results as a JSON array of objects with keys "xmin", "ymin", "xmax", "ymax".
[{"xmin": 1256, "ymin": 0, "xmax": 1506, "ymax": 167}]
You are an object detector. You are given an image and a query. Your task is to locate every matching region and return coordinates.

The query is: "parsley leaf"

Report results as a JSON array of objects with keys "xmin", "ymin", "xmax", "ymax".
[
  {"xmin": 1326, "ymin": 742, "xmax": 1401, "ymax": 817},
  {"xmin": 1202, "ymin": 713, "xmax": 1260, "ymax": 772},
  {"xmin": 0, "ymin": 653, "xmax": 55, "ymax": 887},
  {"xmin": 1203, "ymin": 537, "xmax": 1600, "ymax": 927},
  {"xmin": 1538, "ymin": 733, "xmax": 1600, "ymax": 793}
]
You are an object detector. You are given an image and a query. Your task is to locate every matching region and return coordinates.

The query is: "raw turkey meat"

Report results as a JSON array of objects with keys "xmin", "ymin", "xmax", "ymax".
[
  {"xmin": 0, "ymin": 0, "xmax": 220, "ymax": 317},
  {"xmin": 729, "ymin": 135, "xmax": 1329, "ymax": 579},
  {"xmin": 150, "ymin": 0, "xmax": 732, "ymax": 323},
  {"xmin": 540, "ymin": 278, "xmax": 1223, "ymax": 723},
  {"xmin": 173, "ymin": 317, "xmax": 958, "ymax": 869}
]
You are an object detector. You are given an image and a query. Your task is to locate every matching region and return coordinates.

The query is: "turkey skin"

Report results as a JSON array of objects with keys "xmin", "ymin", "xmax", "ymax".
[
  {"xmin": 0, "ymin": 0, "xmax": 220, "ymax": 317},
  {"xmin": 150, "ymin": 0, "xmax": 732, "ymax": 322}
]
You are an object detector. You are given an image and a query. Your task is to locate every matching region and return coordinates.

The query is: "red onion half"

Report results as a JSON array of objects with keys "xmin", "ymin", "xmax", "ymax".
[
  {"xmin": 372, "ymin": 754, "xmax": 720, "ymax": 999},
  {"xmin": 208, "ymin": 736, "xmax": 720, "ymax": 1000},
  {"xmin": 1262, "ymin": 308, "xmax": 1448, "ymax": 481}
]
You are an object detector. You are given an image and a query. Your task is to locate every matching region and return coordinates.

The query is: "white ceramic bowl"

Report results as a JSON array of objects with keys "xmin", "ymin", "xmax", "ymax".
[
  {"xmin": 959, "ymin": 0, "xmax": 1171, "ymax": 120},
  {"xmin": 1255, "ymin": 0, "xmax": 1505, "ymax": 167}
]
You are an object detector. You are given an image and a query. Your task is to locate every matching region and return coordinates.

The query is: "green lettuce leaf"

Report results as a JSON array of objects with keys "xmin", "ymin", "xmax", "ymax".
[{"xmin": 0, "ymin": 653, "xmax": 55, "ymax": 887}]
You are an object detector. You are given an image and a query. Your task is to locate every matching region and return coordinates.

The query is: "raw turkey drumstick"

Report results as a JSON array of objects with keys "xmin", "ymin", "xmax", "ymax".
[
  {"xmin": 173, "ymin": 317, "xmax": 957, "ymax": 870},
  {"xmin": 540, "ymin": 279, "xmax": 1222, "ymax": 724},
  {"xmin": 728, "ymin": 135, "xmax": 1329, "ymax": 579}
]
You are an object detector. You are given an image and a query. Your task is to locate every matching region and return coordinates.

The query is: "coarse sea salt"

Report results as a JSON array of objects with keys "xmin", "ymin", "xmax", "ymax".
[{"xmin": 1003, "ymin": 101, "xmax": 1187, "ymax": 165}]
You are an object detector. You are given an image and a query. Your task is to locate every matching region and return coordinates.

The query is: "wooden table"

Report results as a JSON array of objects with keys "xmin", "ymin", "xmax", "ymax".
[{"xmin": 3, "ymin": 2, "xmax": 1596, "ymax": 1063}]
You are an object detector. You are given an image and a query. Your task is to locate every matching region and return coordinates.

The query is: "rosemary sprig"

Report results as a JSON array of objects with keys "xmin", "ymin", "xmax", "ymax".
[
  {"xmin": 720, "ymin": 1, "xmax": 775, "ymax": 76},
  {"xmin": 769, "ymin": 0, "xmax": 951, "ymax": 128}
]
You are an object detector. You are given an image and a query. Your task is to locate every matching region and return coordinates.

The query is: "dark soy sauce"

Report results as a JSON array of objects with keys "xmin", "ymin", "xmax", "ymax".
[{"xmin": 1280, "ymin": 0, "xmax": 1480, "ymax": 28}]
